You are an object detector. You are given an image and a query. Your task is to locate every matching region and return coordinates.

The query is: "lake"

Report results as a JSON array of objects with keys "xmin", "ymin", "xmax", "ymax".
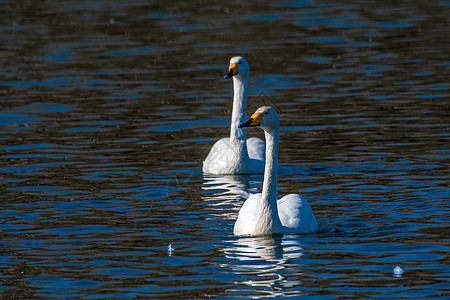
[{"xmin": 0, "ymin": 0, "xmax": 449, "ymax": 298}]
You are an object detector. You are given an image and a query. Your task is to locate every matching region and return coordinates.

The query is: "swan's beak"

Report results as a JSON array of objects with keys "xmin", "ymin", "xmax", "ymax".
[
  {"xmin": 224, "ymin": 62, "xmax": 239, "ymax": 79},
  {"xmin": 238, "ymin": 112, "xmax": 264, "ymax": 128},
  {"xmin": 224, "ymin": 70, "xmax": 233, "ymax": 79}
]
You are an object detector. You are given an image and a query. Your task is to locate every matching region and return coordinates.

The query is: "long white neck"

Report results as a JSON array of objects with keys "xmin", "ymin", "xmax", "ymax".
[
  {"xmin": 229, "ymin": 76, "xmax": 249, "ymax": 169},
  {"xmin": 230, "ymin": 76, "xmax": 248, "ymax": 145},
  {"xmin": 254, "ymin": 125, "xmax": 282, "ymax": 235}
]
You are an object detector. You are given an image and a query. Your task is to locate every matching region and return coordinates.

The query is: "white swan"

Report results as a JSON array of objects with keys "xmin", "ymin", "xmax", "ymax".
[
  {"xmin": 234, "ymin": 106, "xmax": 318, "ymax": 236},
  {"xmin": 202, "ymin": 56, "xmax": 265, "ymax": 175}
]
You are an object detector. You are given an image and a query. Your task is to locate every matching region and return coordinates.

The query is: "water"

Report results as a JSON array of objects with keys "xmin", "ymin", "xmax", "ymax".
[{"xmin": 1, "ymin": 0, "xmax": 449, "ymax": 298}]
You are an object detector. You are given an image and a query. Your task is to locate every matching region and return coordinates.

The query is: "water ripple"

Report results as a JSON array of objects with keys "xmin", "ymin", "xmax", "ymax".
[{"xmin": 0, "ymin": 0, "xmax": 448, "ymax": 298}]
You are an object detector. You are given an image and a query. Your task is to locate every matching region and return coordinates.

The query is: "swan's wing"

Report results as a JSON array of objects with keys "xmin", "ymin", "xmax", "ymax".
[
  {"xmin": 202, "ymin": 138, "xmax": 230, "ymax": 174},
  {"xmin": 278, "ymin": 194, "xmax": 318, "ymax": 234},
  {"xmin": 233, "ymin": 193, "xmax": 261, "ymax": 236},
  {"xmin": 246, "ymin": 137, "xmax": 265, "ymax": 161}
]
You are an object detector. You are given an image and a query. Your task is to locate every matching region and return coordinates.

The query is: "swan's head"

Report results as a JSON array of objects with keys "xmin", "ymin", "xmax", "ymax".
[
  {"xmin": 224, "ymin": 56, "xmax": 249, "ymax": 79},
  {"xmin": 239, "ymin": 106, "xmax": 279, "ymax": 131}
]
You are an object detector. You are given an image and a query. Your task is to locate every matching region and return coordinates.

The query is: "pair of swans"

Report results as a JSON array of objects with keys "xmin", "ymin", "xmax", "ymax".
[{"xmin": 203, "ymin": 57, "xmax": 318, "ymax": 236}]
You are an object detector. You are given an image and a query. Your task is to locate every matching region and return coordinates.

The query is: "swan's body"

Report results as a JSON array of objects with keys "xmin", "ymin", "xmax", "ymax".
[
  {"xmin": 233, "ymin": 106, "xmax": 318, "ymax": 236},
  {"xmin": 203, "ymin": 56, "xmax": 265, "ymax": 175}
]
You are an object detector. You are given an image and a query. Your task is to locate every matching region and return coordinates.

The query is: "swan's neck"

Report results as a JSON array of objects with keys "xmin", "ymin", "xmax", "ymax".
[
  {"xmin": 228, "ymin": 76, "xmax": 249, "ymax": 170},
  {"xmin": 230, "ymin": 76, "xmax": 248, "ymax": 145},
  {"xmin": 254, "ymin": 126, "xmax": 282, "ymax": 235}
]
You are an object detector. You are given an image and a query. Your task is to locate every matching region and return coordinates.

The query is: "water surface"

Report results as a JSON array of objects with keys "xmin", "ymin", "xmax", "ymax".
[{"xmin": 1, "ymin": 0, "xmax": 449, "ymax": 298}]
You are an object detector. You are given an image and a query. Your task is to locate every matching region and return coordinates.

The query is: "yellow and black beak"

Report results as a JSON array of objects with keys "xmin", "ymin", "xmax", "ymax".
[
  {"xmin": 238, "ymin": 112, "xmax": 265, "ymax": 128},
  {"xmin": 224, "ymin": 62, "xmax": 240, "ymax": 79}
]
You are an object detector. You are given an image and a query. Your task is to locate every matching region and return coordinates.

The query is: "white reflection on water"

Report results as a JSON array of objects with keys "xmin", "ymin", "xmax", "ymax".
[
  {"xmin": 202, "ymin": 174, "xmax": 263, "ymax": 218},
  {"xmin": 222, "ymin": 235, "xmax": 305, "ymax": 297},
  {"xmin": 203, "ymin": 174, "xmax": 257, "ymax": 198}
]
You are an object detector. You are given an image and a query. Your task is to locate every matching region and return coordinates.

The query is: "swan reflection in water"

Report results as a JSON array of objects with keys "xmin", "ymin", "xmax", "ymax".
[
  {"xmin": 202, "ymin": 175, "xmax": 307, "ymax": 296},
  {"xmin": 202, "ymin": 174, "xmax": 263, "ymax": 219},
  {"xmin": 222, "ymin": 235, "xmax": 306, "ymax": 296}
]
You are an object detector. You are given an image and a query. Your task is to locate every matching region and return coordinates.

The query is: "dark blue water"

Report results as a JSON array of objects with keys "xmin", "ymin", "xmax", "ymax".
[{"xmin": 1, "ymin": 0, "xmax": 449, "ymax": 298}]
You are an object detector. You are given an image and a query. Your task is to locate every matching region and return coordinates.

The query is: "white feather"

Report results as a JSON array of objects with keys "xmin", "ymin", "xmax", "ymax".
[
  {"xmin": 203, "ymin": 57, "xmax": 265, "ymax": 175},
  {"xmin": 233, "ymin": 106, "xmax": 318, "ymax": 236}
]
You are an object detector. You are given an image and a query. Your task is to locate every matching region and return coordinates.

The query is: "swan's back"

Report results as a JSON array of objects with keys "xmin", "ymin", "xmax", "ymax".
[
  {"xmin": 202, "ymin": 137, "xmax": 265, "ymax": 175},
  {"xmin": 233, "ymin": 193, "xmax": 261, "ymax": 236},
  {"xmin": 278, "ymin": 194, "xmax": 318, "ymax": 233},
  {"xmin": 233, "ymin": 193, "xmax": 318, "ymax": 236},
  {"xmin": 202, "ymin": 138, "xmax": 230, "ymax": 174},
  {"xmin": 246, "ymin": 137, "xmax": 265, "ymax": 162}
]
